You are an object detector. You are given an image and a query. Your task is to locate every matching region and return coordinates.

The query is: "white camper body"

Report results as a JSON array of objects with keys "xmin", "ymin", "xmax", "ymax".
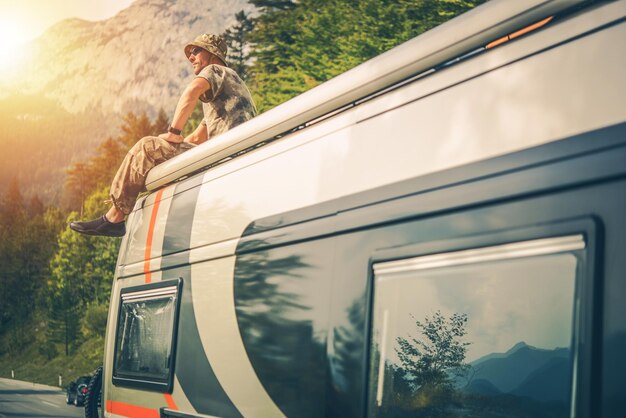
[{"xmin": 100, "ymin": 1, "xmax": 626, "ymax": 417}]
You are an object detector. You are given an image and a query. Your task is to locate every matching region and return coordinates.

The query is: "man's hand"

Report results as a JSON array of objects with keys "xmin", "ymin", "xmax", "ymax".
[
  {"xmin": 159, "ymin": 132, "xmax": 183, "ymax": 144},
  {"xmin": 186, "ymin": 122, "xmax": 209, "ymax": 145}
]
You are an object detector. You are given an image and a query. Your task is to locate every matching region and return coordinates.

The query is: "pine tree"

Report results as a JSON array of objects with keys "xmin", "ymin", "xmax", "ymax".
[
  {"xmin": 152, "ymin": 108, "xmax": 170, "ymax": 134},
  {"xmin": 118, "ymin": 111, "xmax": 153, "ymax": 148},
  {"xmin": 63, "ymin": 163, "xmax": 94, "ymax": 216},
  {"xmin": 247, "ymin": 0, "xmax": 486, "ymax": 112},
  {"xmin": 88, "ymin": 137, "xmax": 125, "ymax": 188},
  {"xmin": 0, "ymin": 178, "xmax": 26, "ymax": 330},
  {"xmin": 0, "ymin": 180, "xmax": 63, "ymax": 351},
  {"xmin": 29, "ymin": 195, "xmax": 45, "ymax": 216},
  {"xmin": 2, "ymin": 177, "xmax": 25, "ymax": 229},
  {"xmin": 223, "ymin": 10, "xmax": 255, "ymax": 80},
  {"xmin": 46, "ymin": 188, "xmax": 118, "ymax": 354}
]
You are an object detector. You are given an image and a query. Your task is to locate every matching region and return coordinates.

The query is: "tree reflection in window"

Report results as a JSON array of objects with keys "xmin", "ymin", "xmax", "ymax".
[
  {"xmin": 371, "ymin": 311, "xmax": 472, "ymax": 417},
  {"xmin": 395, "ymin": 311, "xmax": 470, "ymax": 413},
  {"xmin": 369, "ymin": 237, "xmax": 583, "ymax": 418},
  {"xmin": 370, "ymin": 310, "xmax": 574, "ymax": 418}
]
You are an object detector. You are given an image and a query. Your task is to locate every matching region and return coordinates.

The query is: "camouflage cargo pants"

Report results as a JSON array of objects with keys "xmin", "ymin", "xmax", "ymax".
[{"xmin": 110, "ymin": 136, "xmax": 195, "ymax": 214}]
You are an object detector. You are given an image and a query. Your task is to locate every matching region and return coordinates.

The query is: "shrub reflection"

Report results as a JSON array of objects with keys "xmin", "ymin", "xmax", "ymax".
[{"xmin": 370, "ymin": 310, "xmax": 572, "ymax": 418}]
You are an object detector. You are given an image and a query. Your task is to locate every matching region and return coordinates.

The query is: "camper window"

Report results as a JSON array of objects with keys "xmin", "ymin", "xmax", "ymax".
[
  {"xmin": 112, "ymin": 279, "xmax": 182, "ymax": 392},
  {"xmin": 368, "ymin": 235, "xmax": 584, "ymax": 417}
]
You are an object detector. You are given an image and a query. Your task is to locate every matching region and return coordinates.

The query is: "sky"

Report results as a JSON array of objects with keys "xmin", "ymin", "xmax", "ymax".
[
  {"xmin": 0, "ymin": 0, "xmax": 134, "ymax": 71},
  {"xmin": 373, "ymin": 252, "xmax": 578, "ymax": 364}
]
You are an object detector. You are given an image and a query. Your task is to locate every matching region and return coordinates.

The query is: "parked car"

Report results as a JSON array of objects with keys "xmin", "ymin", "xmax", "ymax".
[{"xmin": 65, "ymin": 375, "xmax": 91, "ymax": 406}]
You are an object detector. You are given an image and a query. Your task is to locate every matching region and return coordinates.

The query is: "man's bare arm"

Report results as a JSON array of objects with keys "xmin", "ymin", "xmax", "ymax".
[{"xmin": 159, "ymin": 77, "xmax": 210, "ymax": 143}]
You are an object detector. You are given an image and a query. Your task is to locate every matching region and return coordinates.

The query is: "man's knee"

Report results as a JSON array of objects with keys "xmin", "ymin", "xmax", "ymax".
[
  {"xmin": 128, "ymin": 135, "xmax": 178, "ymax": 171},
  {"xmin": 136, "ymin": 135, "xmax": 159, "ymax": 149}
]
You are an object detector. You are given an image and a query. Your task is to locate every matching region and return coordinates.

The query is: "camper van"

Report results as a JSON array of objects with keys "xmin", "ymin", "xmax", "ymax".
[{"xmin": 90, "ymin": 0, "xmax": 626, "ymax": 417}]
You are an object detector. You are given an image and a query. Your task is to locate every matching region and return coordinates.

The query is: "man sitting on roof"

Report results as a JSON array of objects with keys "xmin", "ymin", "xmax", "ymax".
[{"xmin": 71, "ymin": 33, "xmax": 257, "ymax": 237}]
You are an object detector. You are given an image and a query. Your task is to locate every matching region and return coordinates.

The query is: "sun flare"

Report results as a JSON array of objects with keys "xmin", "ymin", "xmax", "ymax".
[{"xmin": 0, "ymin": 18, "xmax": 28, "ymax": 78}]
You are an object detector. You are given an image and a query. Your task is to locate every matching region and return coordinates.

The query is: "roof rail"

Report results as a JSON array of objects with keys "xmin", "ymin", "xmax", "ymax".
[{"xmin": 145, "ymin": 0, "xmax": 583, "ymax": 191}]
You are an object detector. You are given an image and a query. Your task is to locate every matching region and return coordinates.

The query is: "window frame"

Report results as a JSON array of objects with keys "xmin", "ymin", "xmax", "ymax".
[
  {"xmin": 365, "ymin": 218, "xmax": 601, "ymax": 418},
  {"xmin": 112, "ymin": 278, "xmax": 183, "ymax": 393}
]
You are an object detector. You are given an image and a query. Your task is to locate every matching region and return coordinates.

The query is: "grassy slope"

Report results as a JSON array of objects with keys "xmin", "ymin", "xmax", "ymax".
[{"xmin": 0, "ymin": 335, "xmax": 104, "ymax": 388}]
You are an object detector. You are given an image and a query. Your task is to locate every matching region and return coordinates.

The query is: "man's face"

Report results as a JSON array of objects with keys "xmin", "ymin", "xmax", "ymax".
[{"xmin": 188, "ymin": 47, "xmax": 211, "ymax": 75}]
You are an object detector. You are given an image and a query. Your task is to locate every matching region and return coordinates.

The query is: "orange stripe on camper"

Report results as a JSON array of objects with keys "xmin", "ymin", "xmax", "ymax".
[
  {"xmin": 106, "ymin": 400, "xmax": 159, "ymax": 418},
  {"xmin": 486, "ymin": 35, "xmax": 509, "ymax": 49},
  {"xmin": 144, "ymin": 189, "xmax": 165, "ymax": 284},
  {"xmin": 509, "ymin": 16, "xmax": 553, "ymax": 40},
  {"xmin": 164, "ymin": 393, "xmax": 178, "ymax": 410},
  {"xmin": 486, "ymin": 16, "xmax": 553, "ymax": 49}
]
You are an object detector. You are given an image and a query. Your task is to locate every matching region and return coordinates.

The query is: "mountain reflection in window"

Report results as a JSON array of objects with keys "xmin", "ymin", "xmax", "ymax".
[{"xmin": 369, "ymin": 237, "xmax": 583, "ymax": 418}]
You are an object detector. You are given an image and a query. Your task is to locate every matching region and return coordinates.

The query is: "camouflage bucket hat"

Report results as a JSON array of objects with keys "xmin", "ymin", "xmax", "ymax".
[{"xmin": 184, "ymin": 33, "xmax": 228, "ymax": 64}]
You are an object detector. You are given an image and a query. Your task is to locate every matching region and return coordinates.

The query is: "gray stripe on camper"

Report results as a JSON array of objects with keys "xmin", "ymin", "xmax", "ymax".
[
  {"xmin": 163, "ymin": 180, "xmax": 243, "ymax": 418},
  {"xmin": 162, "ymin": 174, "xmax": 204, "ymax": 259}
]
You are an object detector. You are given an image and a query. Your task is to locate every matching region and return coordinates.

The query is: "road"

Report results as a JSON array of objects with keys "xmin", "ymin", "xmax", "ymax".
[{"xmin": 0, "ymin": 377, "xmax": 84, "ymax": 418}]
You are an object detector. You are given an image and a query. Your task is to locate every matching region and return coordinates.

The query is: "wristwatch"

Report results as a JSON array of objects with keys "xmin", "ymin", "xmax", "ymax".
[{"xmin": 168, "ymin": 126, "xmax": 182, "ymax": 135}]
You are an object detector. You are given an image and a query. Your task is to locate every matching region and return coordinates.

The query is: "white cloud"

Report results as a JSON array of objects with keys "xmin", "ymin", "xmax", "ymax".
[{"xmin": 374, "ymin": 253, "xmax": 577, "ymax": 364}]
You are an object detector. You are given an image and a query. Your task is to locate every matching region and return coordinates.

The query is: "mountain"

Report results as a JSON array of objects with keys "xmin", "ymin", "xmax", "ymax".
[
  {"xmin": 512, "ymin": 356, "xmax": 572, "ymax": 402},
  {"xmin": 464, "ymin": 378, "xmax": 502, "ymax": 396},
  {"xmin": 466, "ymin": 342, "xmax": 570, "ymax": 395},
  {"xmin": 1, "ymin": 0, "xmax": 254, "ymax": 116},
  {"xmin": 0, "ymin": 0, "xmax": 253, "ymax": 202}
]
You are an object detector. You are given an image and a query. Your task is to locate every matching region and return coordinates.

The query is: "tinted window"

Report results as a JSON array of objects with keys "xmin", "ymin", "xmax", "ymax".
[
  {"xmin": 113, "ymin": 280, "xmax": 181, "ymax": 391},
  {"xmin": 368, "ymin": 236, "xmax": 584, "ymax": 418}
]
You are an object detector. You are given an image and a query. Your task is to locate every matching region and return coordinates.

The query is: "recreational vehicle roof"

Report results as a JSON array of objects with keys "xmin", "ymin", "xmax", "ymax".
[{"xmin": 144, "ymin": 0, "xmax": 584, "ymax": 192}]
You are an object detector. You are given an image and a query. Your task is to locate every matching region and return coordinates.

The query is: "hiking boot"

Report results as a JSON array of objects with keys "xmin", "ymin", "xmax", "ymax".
[{"xmin": 70, "ymin": 216, "xmax": 126, "ymax": 237}]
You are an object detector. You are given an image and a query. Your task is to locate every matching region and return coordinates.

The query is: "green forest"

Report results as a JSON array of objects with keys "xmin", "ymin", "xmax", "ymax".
[{"xmin": 0, "ymin": 0, "xmax": 484, "ymax": 386}]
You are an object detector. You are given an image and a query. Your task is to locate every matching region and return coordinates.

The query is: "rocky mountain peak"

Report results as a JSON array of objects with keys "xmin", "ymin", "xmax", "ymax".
[{"xmin": 3, "ymin": 0, "xmax": 254, "ymax": 116}]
